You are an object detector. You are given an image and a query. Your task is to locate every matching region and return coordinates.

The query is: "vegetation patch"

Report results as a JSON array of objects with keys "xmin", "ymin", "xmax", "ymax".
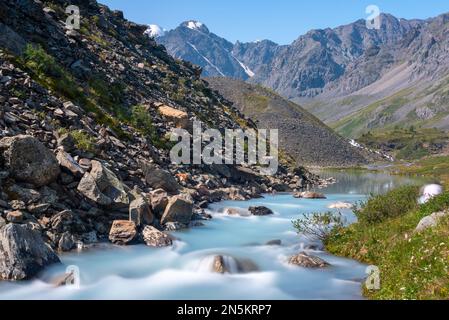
[{"xmin": 324, "ymin": 187, "xmax": 449, "ymax": 300}]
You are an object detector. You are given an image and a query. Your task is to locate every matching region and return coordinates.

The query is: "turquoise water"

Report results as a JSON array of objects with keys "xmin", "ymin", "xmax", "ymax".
[{"xmin": 0, "ymin": 171, "xmax": 425, "ymax": 300}]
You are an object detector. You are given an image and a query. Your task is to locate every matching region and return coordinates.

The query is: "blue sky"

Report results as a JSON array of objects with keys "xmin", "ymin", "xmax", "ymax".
[{"xmin": 100, "ymin": 0, "xmax": 449, "ymax": 44}]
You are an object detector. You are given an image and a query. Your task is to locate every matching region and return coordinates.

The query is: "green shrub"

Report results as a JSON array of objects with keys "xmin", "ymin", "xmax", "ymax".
[
  {"xmin": 130, "ymin": 105, "xmax": 155, "ymax": 136},
  {"xmin": 292, "ymin": 211, "xmax": 345, "ymax": 242},
  {"xmin": 418, "ymin": 191, "xmax": 449, "ymax": 219},
  {"xmin": 354, "ymin": 185, "xmax": 420, "ymax": 224},
  {"xmin": 70, "ymin": 130, "xmax": 96, "ymax": 153},
  {"xmin": 22, "ymin": 44, "xmax": 82, "ymax": 101}
]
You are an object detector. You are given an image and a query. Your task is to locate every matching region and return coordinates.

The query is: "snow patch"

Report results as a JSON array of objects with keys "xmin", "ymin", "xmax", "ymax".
[
  {"xmin": 349, "ymin": 139, "xmax": 394, "ymax": 162},
  {"xmin": 233, "ymin": 56, "xmax": 255, "ymax": 78},
  {"xmin": 187, "ymin": 42, "xmax": 225, "ymax": 76},
  {"xmin": 145, "ymin": 24, "xmax": 166, "ymax": 38},
  {"xmin": 186, "ymin": 21, "xmax": 204, "ymax": 30}
]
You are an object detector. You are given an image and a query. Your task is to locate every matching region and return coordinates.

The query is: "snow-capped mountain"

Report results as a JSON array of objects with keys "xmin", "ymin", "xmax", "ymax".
[
  {"xmin": 144, "ymin": 24, "xmax": 166, "ymax": 38},
  {"xmin": 155, "ymin": 21, "xmax": 260, "ymax": 79}
]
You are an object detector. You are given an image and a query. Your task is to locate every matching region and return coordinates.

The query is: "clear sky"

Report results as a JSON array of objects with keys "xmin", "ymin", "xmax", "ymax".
[{"xmin": 99, "ymin": 0, "xmax": 449, "ymax": 44}]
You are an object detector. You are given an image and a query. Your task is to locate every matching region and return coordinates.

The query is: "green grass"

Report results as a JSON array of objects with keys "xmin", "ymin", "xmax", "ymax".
[
  {"xmin": 358, "ymin": 128, "xmax": 449, "ymax": 160},
  {"xmin": 70, "ymin": 130, "xmax": 96, "ymax": 153},
  {"xmin": 326, "ymin": 189, "xmax": 449, "ymax": 300}
]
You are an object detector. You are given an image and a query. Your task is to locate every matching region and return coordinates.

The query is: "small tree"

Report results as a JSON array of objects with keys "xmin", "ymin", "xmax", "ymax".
[{"xmin": 292, "ymin": 212, "xmax": 346, "ymax": 242}]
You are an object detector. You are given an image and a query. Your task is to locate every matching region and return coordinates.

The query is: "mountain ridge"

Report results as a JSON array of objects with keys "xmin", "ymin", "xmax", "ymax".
[{"xmin": 152, "ymin": 12, "xmax": 449, "ymax": 137}]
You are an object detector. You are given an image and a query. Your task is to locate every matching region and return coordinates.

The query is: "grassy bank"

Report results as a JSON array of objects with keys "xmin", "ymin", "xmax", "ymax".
[
  {"xmin": 393, "ymin": 155, "xmax": 449, "ymax": 188},
  {"xmin": 324, "ymin": 187, "xmax": 449, "ymax": 300}
]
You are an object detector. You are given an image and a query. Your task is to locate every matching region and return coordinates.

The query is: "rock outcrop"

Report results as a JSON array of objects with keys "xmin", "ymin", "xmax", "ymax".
[{"xmin": 0, "ymin": 224, "xmax": 60, "ymax": 280}]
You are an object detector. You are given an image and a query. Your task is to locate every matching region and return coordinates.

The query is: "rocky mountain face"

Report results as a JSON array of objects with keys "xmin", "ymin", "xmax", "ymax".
[
  {"xmin": 156, "ymin": 21, "xmax": 258, "ymax": 79},
  {"xmin": 206, "ymin": 78, "xmax": 367, "ymax": 167},
  {"xmin": 0, "ymin": 0, "xmax": 327, "ymax": 280},
  {"xmin": 154, "ymin": 13, "xmax": 449, "ymax": 137}
]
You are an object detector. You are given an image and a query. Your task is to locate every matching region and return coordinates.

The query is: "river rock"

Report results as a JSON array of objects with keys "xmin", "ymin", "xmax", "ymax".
[
  {"xmin": 149, "ymin": 189, "xmax": 169, "ymax": 216},
  {"xmin": 140, "ymin": 161, "xmax": 180, "ymax": 193},
  {"xmin": 415, "ymin": 211, "xmax": 449, "ymax": 233},
  {"xmin": 248, "ymin": 206, "xmax": 274, "ymax": 216},
  {"xmin": 109, "ymin": 220, "xmax": 137, "ymax": 245},
  {"xmin": 328, "ymin": 202, "xmax": 353, "ymax": 209},
  {"xmin": 164, "ymin": 222, "xmax": 188, "ymax": 231},
  {"xmin": 294, "ymin": 192, "xmax": 327, "ymax": 199},
  {"xmin": 161, "ymin": 195, "xmax": 194, "ymax": 225},
  {"xmin": 224, "ymin": 208, "xmax": 251, "ymax": 217},
  {"xmin": 0, "ymin": 224, "xmax": 60, "ymax": 280},
  {"xmin": 77, "ymin": 160, "xmax": 129, "ymax": 208},
  {"xmin": 141, "ymin": 226, "xmax": 173, "ymax": 247},
  {"xmin": 129, "ymin": 195, "xmax": 154, "ymax": 227},
  {"xmin": 0, "ymin": 135, "xmax": 60, "ymax": 187},
  {"xmin": 212, "ymin": 255, "xmax": 259, "ymax": 274},
  {"xmin": 266, "ymin": 239, "xmax": 282, "ymax": 246},
  {"xmin": 288, "ymin": 252, "xmax": 330, "ymax": 268}
]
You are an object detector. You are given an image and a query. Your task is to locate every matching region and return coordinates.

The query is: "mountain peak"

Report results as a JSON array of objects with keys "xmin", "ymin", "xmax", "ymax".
[
  {"xmin": 181, "ymin": 20, "xmax": 209, "ymax": 33},
  {"xmin": 144, "ymin": 24, "xmax": 166, "ymax": 38}
]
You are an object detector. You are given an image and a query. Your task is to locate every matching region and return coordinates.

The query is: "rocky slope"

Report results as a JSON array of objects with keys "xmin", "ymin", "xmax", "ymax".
[
  {"xmin": 153, "ymin": 13, "xmax": 449, "ymax": 137},
  {"xmin": 0, "ymin": 0, "xmax": 325, "ymax": 280},
  {"xmin": 206, "ymin": 78, "xmax": 367, "ymax": 167}
]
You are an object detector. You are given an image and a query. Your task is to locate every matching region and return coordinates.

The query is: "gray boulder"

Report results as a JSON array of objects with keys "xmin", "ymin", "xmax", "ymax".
[
  {"xmin": 415, "ymin": 211, "xmax": 449, "ymax": 233},
  {"xmin": 0, "ymin": 224, "xmax": 60, "ymax": 280},
  {"xmin": 0, "ymin": 135, "xmax": 60, "ymax": 187},
  {"xmin": 77, "ymin": 160, "xmax": 129, "ymax": 208},
  {"xmin": 129, "ymin": 196, "xmax": 154, "ymax": 227},
  {"xmin": 140, "ymin": 161, "xmax": 180, "ymax": 193},
  {"xmin": 161, "ymin": 195, "xmax": 194, "ymax": 225}
]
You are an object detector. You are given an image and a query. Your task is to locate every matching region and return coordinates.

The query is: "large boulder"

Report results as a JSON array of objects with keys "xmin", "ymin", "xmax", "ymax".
[
  {"xmin": 140, "ymin": 161, "xmax": 180, "ymax": 193},
  {"xmin": 288, "ymin": 252, "xmax": 330, "ymax": 268},
  {"xmin": 0, "ymin": 224, "xmax": 60, "ymax": 280},
  {"xmin": 141, "ymin": 226, "xmax": 173, "ymax": 247},
  {"xmin": 129, "ymin": 196, "xmax": 154, "ymax": 227},
  {"xmin": 109, "ymin": 220, "xmax": 137, "ymax": 245},
  {"xmin": 161, "ymin": 195, "xmax": 194, "ymax": 225},
  {"xmin": 77, "ymin": 160, "xmax": 129, "ymax": 208},
  {"xmin": 0, "ymin": 135, "xmax": 60, "ymax": 187}
]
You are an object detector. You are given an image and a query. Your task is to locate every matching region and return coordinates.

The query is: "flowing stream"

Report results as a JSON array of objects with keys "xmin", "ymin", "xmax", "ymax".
[{"xmin": 0, "ymin": 171, "xmax": 427, "ymax": 300}]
